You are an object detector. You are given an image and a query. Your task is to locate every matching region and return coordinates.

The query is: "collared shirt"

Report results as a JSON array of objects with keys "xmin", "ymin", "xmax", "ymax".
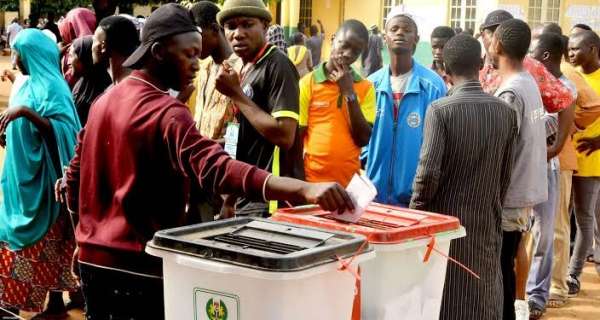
[
  {"xmin": 236, "ymin": 45, "xmax": 301, "ymax": 214},
  {"xmin": 363, "ymin": 60, "xmax": 446, "ymax": 206},
  {"xmin": 65, "ymin": 70, "xmax": 270, "ymax": 276},
  {"xmin": 480, "ymin": 56, "xmax": 574, "ymax": 113},
  {"xmin": 299, "ymin": 62, "xmax": 376, "ymax": 187},
  {"xmin": 189, "ymin": 53, "xmax": 242, "ymax": 140}
]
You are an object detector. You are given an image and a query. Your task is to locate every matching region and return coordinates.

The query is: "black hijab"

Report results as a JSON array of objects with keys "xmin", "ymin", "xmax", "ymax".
[{"xmin": 71, "ymin": 35, "xmax": 112, "ymax": 125}]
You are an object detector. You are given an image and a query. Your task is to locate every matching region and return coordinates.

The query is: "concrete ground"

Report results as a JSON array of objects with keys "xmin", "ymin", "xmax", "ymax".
[{"xmin": 0, "ymin": 55, "xmax": 599, "ymax": 320}]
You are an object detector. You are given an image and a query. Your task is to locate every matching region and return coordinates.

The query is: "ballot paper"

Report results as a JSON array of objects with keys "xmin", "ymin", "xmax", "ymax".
[{"xmin": 333, "ymin": 174, "xmax": 378, "ymax": 223}]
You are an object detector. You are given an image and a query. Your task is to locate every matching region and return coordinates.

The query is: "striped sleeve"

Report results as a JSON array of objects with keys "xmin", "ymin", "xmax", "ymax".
[{"xmin": 409, "ymin": 106, "xmax": 445, "ymax": 209}]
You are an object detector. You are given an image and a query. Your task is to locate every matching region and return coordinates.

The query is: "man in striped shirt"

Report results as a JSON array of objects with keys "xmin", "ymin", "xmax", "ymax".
[{"xmin": 410, "ymin": 34, "xmax": 518, "ymax": 320}]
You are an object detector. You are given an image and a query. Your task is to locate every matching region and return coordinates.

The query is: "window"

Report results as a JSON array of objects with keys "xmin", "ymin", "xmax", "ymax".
[
  {"xmin": 299, "ymin": 0, "xmax": 312, "ymax": 30},
  {"xmin": 546, "ymin": 0, "xmax": 561, "ymax": 24},
  {"xmin": 382, "ymin": 0, "xmax": 403, "ymax": 24},
  {"xmin": 450, "ymin": 0, "xmax": 477, "ymax": 31},
  {"xmin": 528, "ymin": 0, "xmax": 561, "ymax": 27}
]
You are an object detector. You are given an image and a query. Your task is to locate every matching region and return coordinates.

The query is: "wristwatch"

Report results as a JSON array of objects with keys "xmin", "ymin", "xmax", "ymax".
[{"xmin": 343, "ymin": 92, "xmax": 358, "ymax": 103}]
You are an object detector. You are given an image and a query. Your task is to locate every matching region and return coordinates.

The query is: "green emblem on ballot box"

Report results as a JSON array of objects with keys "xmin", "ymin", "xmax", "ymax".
[
  {"xmin": 206, "ymin": 298, "xmax": 228, "ymax": 320},
  {"xmin": 195, "ymin": 288, "xmax": 239, "ymax": 320}
]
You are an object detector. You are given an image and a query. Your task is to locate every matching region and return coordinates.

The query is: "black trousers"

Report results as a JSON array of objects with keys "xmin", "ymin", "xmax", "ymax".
[
  {"xmin": 79, "ymin": 263, "xmax": 164, "ymax": 320},
  {"xmin": 501, "ymin": 231, "xmax": 522, "ymax": 320}
]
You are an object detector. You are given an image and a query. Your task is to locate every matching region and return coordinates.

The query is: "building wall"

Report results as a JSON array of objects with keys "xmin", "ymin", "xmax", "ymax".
[
  {"xmin": 19, "ymin": 0, "xmax": 30, "ymax": 22},
  {"xmin": 561, "ymin": 0, "xmax": 600, "ymax": 31},
  {"xmin": 496, "ymin": 0, "xmax": 600, "ymax": 32},
  {"xmin": 2, "ymin": 12, "xmax": 19, "ymax": 31},
  {"xmin": 133, "ymin": 5, "xmax": 154, "ymax": 18},
  {"xmin": 312, "ymin": 0, "xmax": 344, "ymax": 60}
]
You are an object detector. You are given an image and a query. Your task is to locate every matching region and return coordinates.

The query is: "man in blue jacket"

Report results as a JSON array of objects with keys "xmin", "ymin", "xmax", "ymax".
[{"xmin": 363, "ymin": 7, "xmax": 446, "ymax": 206}]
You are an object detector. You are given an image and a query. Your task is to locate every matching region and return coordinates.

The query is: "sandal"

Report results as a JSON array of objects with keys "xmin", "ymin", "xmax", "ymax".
[
  {"xmin": 547, "ymin": 295, "xmax": 568, "ymax": 308},
  {"xmin": 528, "ymin": 300, "xmax": 545, "ymax": 320}
]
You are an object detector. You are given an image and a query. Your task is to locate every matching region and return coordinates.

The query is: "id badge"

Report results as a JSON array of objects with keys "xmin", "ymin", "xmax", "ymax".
[{"xmin": 224, "ymin": 122, "xmax": 239, "ymax": 159}]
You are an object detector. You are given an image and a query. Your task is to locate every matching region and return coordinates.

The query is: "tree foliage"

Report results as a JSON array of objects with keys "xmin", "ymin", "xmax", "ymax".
[{"xmin": 0, "ymin": 0, "xmax": 19, "ymax": 11}]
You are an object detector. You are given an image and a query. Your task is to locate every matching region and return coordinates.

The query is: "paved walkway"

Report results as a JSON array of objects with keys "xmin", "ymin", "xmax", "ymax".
[{"xmin": 0, "ymin": 56, "xmax": 599, "ymax": 320}]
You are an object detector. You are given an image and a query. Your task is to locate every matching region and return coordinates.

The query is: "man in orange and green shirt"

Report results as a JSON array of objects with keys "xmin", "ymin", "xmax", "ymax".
[{"xmin": 299, "ymin": 20, "xmax": 375, "ymax": 187}]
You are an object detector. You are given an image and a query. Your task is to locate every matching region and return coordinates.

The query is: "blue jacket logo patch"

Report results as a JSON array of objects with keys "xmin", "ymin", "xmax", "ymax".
[{"xmin": 407, "ymin": 112, "xmax": 421, "ymax": 128}]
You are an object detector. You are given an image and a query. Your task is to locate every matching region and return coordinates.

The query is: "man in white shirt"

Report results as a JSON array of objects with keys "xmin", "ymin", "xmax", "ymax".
[{"xmin": 6, "ymin": 19, "xmax": 23, "ymax": 70}]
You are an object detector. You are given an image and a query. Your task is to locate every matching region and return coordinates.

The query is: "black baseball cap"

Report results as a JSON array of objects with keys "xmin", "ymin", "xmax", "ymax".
[
  {"xmin": 480, "ymin": 10, "xmax": 514, "ymax": 31},
  {"xmin": 123, "ymin": 3, "xmax": 200, "ymax": 68}
]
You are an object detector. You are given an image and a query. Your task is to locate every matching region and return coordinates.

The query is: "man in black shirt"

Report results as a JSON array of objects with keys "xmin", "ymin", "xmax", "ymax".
[
  {"xmin": 43, "ymin": 12, "xmax": 62, "ymax": 43},
  {"xmin": 215, "ymin": 0, "xmax": 302, "ymax": 216}
]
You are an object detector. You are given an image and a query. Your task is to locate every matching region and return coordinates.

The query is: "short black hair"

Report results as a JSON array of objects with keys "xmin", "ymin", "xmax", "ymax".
[
  {"xmin": 99, "ymin": 16, "xmax": 140, "ymax": 57},
  {"xmin": 534, "ymin": 32, "xmax": 564, "ymax": 62},
  {"xmin": 291, "ymin": 32, "xmax": 304, "ymax": 45},
  {"xmin": 338, "ymin": 19, "xmax": 369, "ymax": 45},
  {"xmin": 431, "ymin": 26, "xmax": 455, "ymax": 39},
  {"xmin": 572, "ymin": 23, "xmax": 592, "ymax": 31},
  {"xmin": 463, "ymin": 28, "xmax": 474, "ymax": 36},
  {"xmin": 443, "ymin": 34, "xmax": 481, "ymax": 77},
  {"xmin": 572, "ymin": 30, "xmax": 600, "ymax": 50},
  {"xmin": 495, "ymin": 19, "xmax": 531, "ymax": 60},
  {"xmin": 542, "ymin": 22, "xmax": 562, "ymax": 35},
  {"xmin": 190, "ymin": 1, "xmax": 220, "ymax": 28}
]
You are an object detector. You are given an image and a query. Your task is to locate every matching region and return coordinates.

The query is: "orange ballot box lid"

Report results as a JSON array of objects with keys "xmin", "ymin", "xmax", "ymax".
[{"xmin": 272, "ymin": 203, "xmax": 461, "ymax": 244}]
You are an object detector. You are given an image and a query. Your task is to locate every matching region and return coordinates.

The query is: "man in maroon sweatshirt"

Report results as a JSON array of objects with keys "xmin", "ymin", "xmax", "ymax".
[{"xmin": 59, "ymin": 4, "xmax": 354, "ymax": 319}]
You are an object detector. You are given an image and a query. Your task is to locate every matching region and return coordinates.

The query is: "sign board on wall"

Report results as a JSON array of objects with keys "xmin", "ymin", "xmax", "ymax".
[
  {"xmin": 566, "ymin": 5, "xmax": 600, "ymax": 31},
  {"xmin": 497, "ymin": 5, "xmax": 525, "ymax": 20}
]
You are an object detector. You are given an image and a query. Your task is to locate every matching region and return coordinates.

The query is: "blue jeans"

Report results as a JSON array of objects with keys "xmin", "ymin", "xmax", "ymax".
[
  {"xmin": 569, "ymin": 177, "xmax": 600, "ymax": 277},
  {"xmin": 527, "ymin": 168, "xmax": 559, "ymax": 309}
]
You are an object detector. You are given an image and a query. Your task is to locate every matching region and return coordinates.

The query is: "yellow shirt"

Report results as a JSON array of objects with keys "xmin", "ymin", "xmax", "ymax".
[
  {"xmin": 575, "ymin": 67, "xmax": 600, "ymax": 177},
  {"xmin": 299, "ymin": 63, "xmax": 376, "ymax": 186}
]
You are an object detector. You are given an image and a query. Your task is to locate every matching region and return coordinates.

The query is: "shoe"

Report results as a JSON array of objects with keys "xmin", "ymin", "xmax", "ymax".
[
  {"xmin": 567, "ymin": 274, "xmax": 580, "ymax": 297},
  {"xmin": 515, "ymin": 299, "xmax": 529, "ymax": 320},
  {"xmin": 528, "ymin": 300, "xmax": 545, "ymax": 320}
]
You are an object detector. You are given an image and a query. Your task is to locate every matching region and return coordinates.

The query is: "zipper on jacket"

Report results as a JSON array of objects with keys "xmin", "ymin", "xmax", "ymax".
[{"xmin": 386, "ymin": 98, "xmax": 398, "ymax": 204}]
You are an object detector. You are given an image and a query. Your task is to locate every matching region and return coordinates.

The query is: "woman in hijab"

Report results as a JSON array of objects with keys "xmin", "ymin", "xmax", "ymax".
[
  {"xmin": 0, "ymin": 29, "xmax": 81, "ymax": 318},
  {"xmin": 68, "ymin": 35, "xmax": 112, "ymax": 124},
  {"xmin": 58, "ymin": 8, "xmax": 96, "ymax": 86}
]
